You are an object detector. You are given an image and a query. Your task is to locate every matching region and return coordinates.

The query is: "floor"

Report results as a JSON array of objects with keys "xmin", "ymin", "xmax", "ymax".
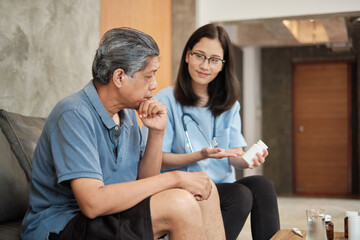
[{"xmin": 237, "ymin": 196, "xmax": 360, "ymax": 240}]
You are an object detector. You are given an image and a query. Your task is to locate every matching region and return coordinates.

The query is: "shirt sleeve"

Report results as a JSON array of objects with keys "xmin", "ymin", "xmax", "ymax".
[
  {"xmin": 229, "ymin": 102, "xmax": 247, "ymax": 148},
  {"xmin": 50, "ymin": 109, "xmax": 103, "ymax": 183},
  {"xmin": 161, "ymin": 107, "xmax": 175, "ymax": 152},
  {"xmin": 155, "ymin": 92, "xmax": 176, "ymax": 153}
]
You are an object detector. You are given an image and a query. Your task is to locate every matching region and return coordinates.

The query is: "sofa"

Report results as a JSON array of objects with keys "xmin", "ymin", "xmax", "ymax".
[
  {"xmin": 0, "ymin": 109, "xmax": 171, "ymax": 240},
  {"xmin": 0, "ymin": 109, "xmax": 46, "ymax": 240}
]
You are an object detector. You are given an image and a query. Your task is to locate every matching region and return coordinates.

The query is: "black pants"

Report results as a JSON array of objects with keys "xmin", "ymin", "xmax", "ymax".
[{"xmin": 216, "ymin": 175, "xmax": 280, "ymax": 240}]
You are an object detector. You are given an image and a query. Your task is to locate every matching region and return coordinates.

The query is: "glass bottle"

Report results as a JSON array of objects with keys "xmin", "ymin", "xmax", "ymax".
[{"xmin": 325, "ymin": 215, "xmax": 333, "ymax": 240}]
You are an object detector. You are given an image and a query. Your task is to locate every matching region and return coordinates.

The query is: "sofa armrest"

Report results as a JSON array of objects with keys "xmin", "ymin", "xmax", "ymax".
[
  {"xmin": 0, "ymin": 109, "xmax": 46, "ymax": 182},
  {"xmin": 0, "ymin": 109, "xmax": 46, "ymax": 224},
  {"xmin": 0, "ymin": 128, "xmax": 29, "ymax": 223}
]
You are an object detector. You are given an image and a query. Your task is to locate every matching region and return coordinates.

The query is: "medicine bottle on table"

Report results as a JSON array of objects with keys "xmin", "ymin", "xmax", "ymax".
[
  {"xmin": 325, "ymin": 215, "xmax": 334, "ymax": 240},
  {"xmin": 344, "ymin": 211, "xmax": 358, "ymax": 238},
  {"xmin": 242, "ymin": 140, "xmax": 268, "ymax": 165}
]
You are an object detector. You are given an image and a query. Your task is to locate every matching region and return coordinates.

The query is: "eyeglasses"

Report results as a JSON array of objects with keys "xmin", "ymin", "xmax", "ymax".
[{"xmin": 189, "ymin": 51, "xmax": 225, "ymax": 68}]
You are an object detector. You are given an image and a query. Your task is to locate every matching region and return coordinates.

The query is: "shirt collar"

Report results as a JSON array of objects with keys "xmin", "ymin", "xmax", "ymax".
[
  {"xmin": 83, "ymin": 80, "xmax": 134, "ymax": 129},
  {"xmin": 119, "ymin": 109, "xmax": 134, "ymax": 128}
]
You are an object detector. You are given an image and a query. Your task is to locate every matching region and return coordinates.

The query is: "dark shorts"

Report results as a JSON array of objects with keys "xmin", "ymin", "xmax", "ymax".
[{"xmin": 49, "ymin": 197, "xmax": 153, "ymax": 240}]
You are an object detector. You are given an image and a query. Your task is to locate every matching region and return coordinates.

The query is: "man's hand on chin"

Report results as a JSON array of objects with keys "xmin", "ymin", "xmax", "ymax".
[{"xmin": 137, "ymin": 99, "xmax": 167, "ymax": 132}]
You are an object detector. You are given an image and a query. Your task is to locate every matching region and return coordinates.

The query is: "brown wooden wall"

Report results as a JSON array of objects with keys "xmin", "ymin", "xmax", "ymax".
[{"xmin": 100, "ymin": 0, "xmax": 172, "ymax": 95}]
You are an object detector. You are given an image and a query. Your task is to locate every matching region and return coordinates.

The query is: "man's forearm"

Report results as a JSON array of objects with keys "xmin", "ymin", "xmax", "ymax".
[
  {"xmin": 72, "ymin": 171, "xmax": 183, "ymax": 218},
  {"xmin": 138, "ymin": 129, "xmax": 164, "ymax": 178}
]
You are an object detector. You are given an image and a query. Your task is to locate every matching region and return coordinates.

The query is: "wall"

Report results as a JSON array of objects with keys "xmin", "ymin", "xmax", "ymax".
[
  {"xmin": 100, "ymin": 0, "xmax": 172, "ymax": 95},
  {"xmin": 172, "ymin": 0, "xmax": 196, "ymax": 83},
  {"xmin": 0, "ymin": 0, "xmax": 99, "ymax": 118}
]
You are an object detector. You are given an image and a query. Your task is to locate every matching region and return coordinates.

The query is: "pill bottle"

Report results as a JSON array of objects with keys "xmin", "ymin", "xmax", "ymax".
[
  {"xmin": 348, "ymin": 215, "xmax": 360, "ymax": 240},
  {"xmin": 242, "ymin": 140, "xmax": 268, "ymax": 165},
  {"xmin": 325, "ymin": 214, "xmax": 334, "ymax": 240},
  {"xmin": 345, "ymin": 211, "xmax": 358, "ymax": 238}
]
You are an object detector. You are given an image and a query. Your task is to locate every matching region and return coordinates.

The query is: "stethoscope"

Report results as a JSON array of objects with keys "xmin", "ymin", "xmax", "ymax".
[{"xmin": 181, "ymin": 106, "xmax": 218, "ymax": 152}]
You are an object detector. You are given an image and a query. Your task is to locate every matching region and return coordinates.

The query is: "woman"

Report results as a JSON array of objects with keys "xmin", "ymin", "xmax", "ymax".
[{"xmin": 143, "ymin": 23, "xmax": 280, "ymax": 240}]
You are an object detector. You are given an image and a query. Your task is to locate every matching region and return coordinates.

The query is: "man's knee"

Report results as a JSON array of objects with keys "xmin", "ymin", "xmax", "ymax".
[
  {"xmin": 151, "ymin": 189, "xmax": 202, "ymax": 224},
  {"xmin": 151, "ymin": 189, "xmax": 212, "ymax": 239},
  {"xmin": 166, "ymin": 189, "xmax": 201, "ymax": 217}
]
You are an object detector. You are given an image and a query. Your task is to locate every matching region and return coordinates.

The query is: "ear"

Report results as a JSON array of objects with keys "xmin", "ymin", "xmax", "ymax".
[
  {"xmin": 185, "ymin": 50, "xmax": 191, "ymax": 64},
  {"xmin": 220, "ymin": 63, "xmax": 224, "ymax": 72},
  {"xmin": 112, "ymin": 69, "xmax": 126, "ymax": 88}
]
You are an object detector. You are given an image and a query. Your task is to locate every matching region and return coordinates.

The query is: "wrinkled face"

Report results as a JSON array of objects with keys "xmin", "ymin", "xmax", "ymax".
[
  {"xmin": 185, "ymin": 37, "xmax": 224, "ymax": 88},
  {"xmin": 121, "ymin": 56, "xmax": 159, "ymax": 109}
]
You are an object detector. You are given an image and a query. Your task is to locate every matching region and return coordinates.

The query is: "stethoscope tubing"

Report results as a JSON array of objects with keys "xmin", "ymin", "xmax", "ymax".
[{"xmin": 181, "ymin": 107, "xmax": 218, "ymax": 152}]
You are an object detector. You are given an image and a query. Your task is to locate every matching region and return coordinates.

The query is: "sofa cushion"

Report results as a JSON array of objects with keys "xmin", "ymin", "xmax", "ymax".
[
  {"xmin": 0, "ymin": 220, "xmax": 22, "ymax": 240},
  {"xmin": 0, "ymin": 128, "xmax": 29, "ymax": 223},
  {"xmin": 0, "ymin": 109, "xmax": 46, "ymax": 182}
]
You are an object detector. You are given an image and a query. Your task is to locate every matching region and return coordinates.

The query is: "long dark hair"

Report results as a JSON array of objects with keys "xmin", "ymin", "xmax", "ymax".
[{"xmin": 174, "ymin": 23, "xmax": 240, "ymax": 116}]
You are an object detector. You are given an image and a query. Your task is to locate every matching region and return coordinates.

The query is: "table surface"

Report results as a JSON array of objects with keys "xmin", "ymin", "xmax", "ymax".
[{"xmin": 270, "ymin": 229, "xmax": 345, "ymax": 240}]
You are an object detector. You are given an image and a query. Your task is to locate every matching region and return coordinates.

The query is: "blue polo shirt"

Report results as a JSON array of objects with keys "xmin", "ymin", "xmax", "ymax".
[
  {"xmin": 21, "ymin": 81, "xmax": 146, "ymax": 240},
  {"xmin": 142, "ymin": 86, "xmax": 247, "ymax": 183}
]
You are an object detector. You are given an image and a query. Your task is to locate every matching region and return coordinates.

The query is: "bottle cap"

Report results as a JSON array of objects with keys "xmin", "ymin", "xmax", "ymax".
[
  {"xmin": 325, "ymin": 215, "xmax": 332, "ymax": 221},
  {"xmin": 346, "ymin": 211, "xmax": 358, "ymax": 217},
  {"xmin": 257, "ymin": 140, "xmax": 268, "ymax": 149}
]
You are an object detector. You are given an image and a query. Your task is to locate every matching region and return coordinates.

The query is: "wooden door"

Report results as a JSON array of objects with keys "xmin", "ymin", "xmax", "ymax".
[{"xmin": 293, "ymin": 62, "xmax": 351, "ymax": 196}]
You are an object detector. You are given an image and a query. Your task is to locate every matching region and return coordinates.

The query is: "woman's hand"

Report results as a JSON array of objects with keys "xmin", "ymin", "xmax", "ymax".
[
  {"xmin": 228, "ymin": 147, "xmax": 268, "ymax": 169},
  {"xmin": 248, "ymin": 149, "xmax": 268, "ymax": 169},
  {"xmin": 224, "ymin": 148, "xmax": 244, "ymax": 156},
  {"xmin": 200, "ymin": 147, "xmax": 238, "ymax": 159}
]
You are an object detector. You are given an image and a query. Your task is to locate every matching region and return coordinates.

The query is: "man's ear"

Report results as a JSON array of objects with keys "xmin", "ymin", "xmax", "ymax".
[{"xmin": 112, "ymin": 69, "xmax": 126, "ymax": 88}]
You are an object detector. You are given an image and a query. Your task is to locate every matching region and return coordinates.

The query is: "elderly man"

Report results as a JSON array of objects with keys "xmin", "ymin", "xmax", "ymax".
[{"xmin": 21, "ymin": 28, "xmax": 225, "ymax": 240}]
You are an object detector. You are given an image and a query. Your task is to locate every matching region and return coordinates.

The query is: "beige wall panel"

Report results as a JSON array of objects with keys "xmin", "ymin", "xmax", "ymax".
[{"xmin": 100, "ymin": 0, "xmax": 172, "ymax": 94}]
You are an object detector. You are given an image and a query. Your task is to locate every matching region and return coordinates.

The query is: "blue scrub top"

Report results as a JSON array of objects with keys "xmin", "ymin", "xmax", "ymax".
[
  {"xmin": 21, "ymin": 81, "xmax": 146, "ymax": 240},
  {"xmin": 142, "ymin": 86, "xmax": 247, "ymax": 183}
]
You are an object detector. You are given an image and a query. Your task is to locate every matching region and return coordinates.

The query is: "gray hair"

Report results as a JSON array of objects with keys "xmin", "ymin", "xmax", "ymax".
[{"xmin": 92, "ymin": 27, "xmax": 159, "ymax": 84}]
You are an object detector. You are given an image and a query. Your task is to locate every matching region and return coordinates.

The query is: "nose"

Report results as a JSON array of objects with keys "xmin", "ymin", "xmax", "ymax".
[
  {"xmin": 199, "ymin": 59, "xmax": 210, "ymax": 69},
  {"xmin": 149, "ymin": 77, "xmax": 157, "ymax": 90}
]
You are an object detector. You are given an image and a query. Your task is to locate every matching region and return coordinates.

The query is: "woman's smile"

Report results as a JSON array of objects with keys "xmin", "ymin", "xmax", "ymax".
[{"xmin": 196, "ymin": 71, "xmax": 210, "ymax": 78}]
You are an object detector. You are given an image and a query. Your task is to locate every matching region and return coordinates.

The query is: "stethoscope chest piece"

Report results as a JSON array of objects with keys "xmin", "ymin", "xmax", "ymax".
[{"xmin": 211, "ymin": 137, "xmax": 218, "ymax": 148}]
